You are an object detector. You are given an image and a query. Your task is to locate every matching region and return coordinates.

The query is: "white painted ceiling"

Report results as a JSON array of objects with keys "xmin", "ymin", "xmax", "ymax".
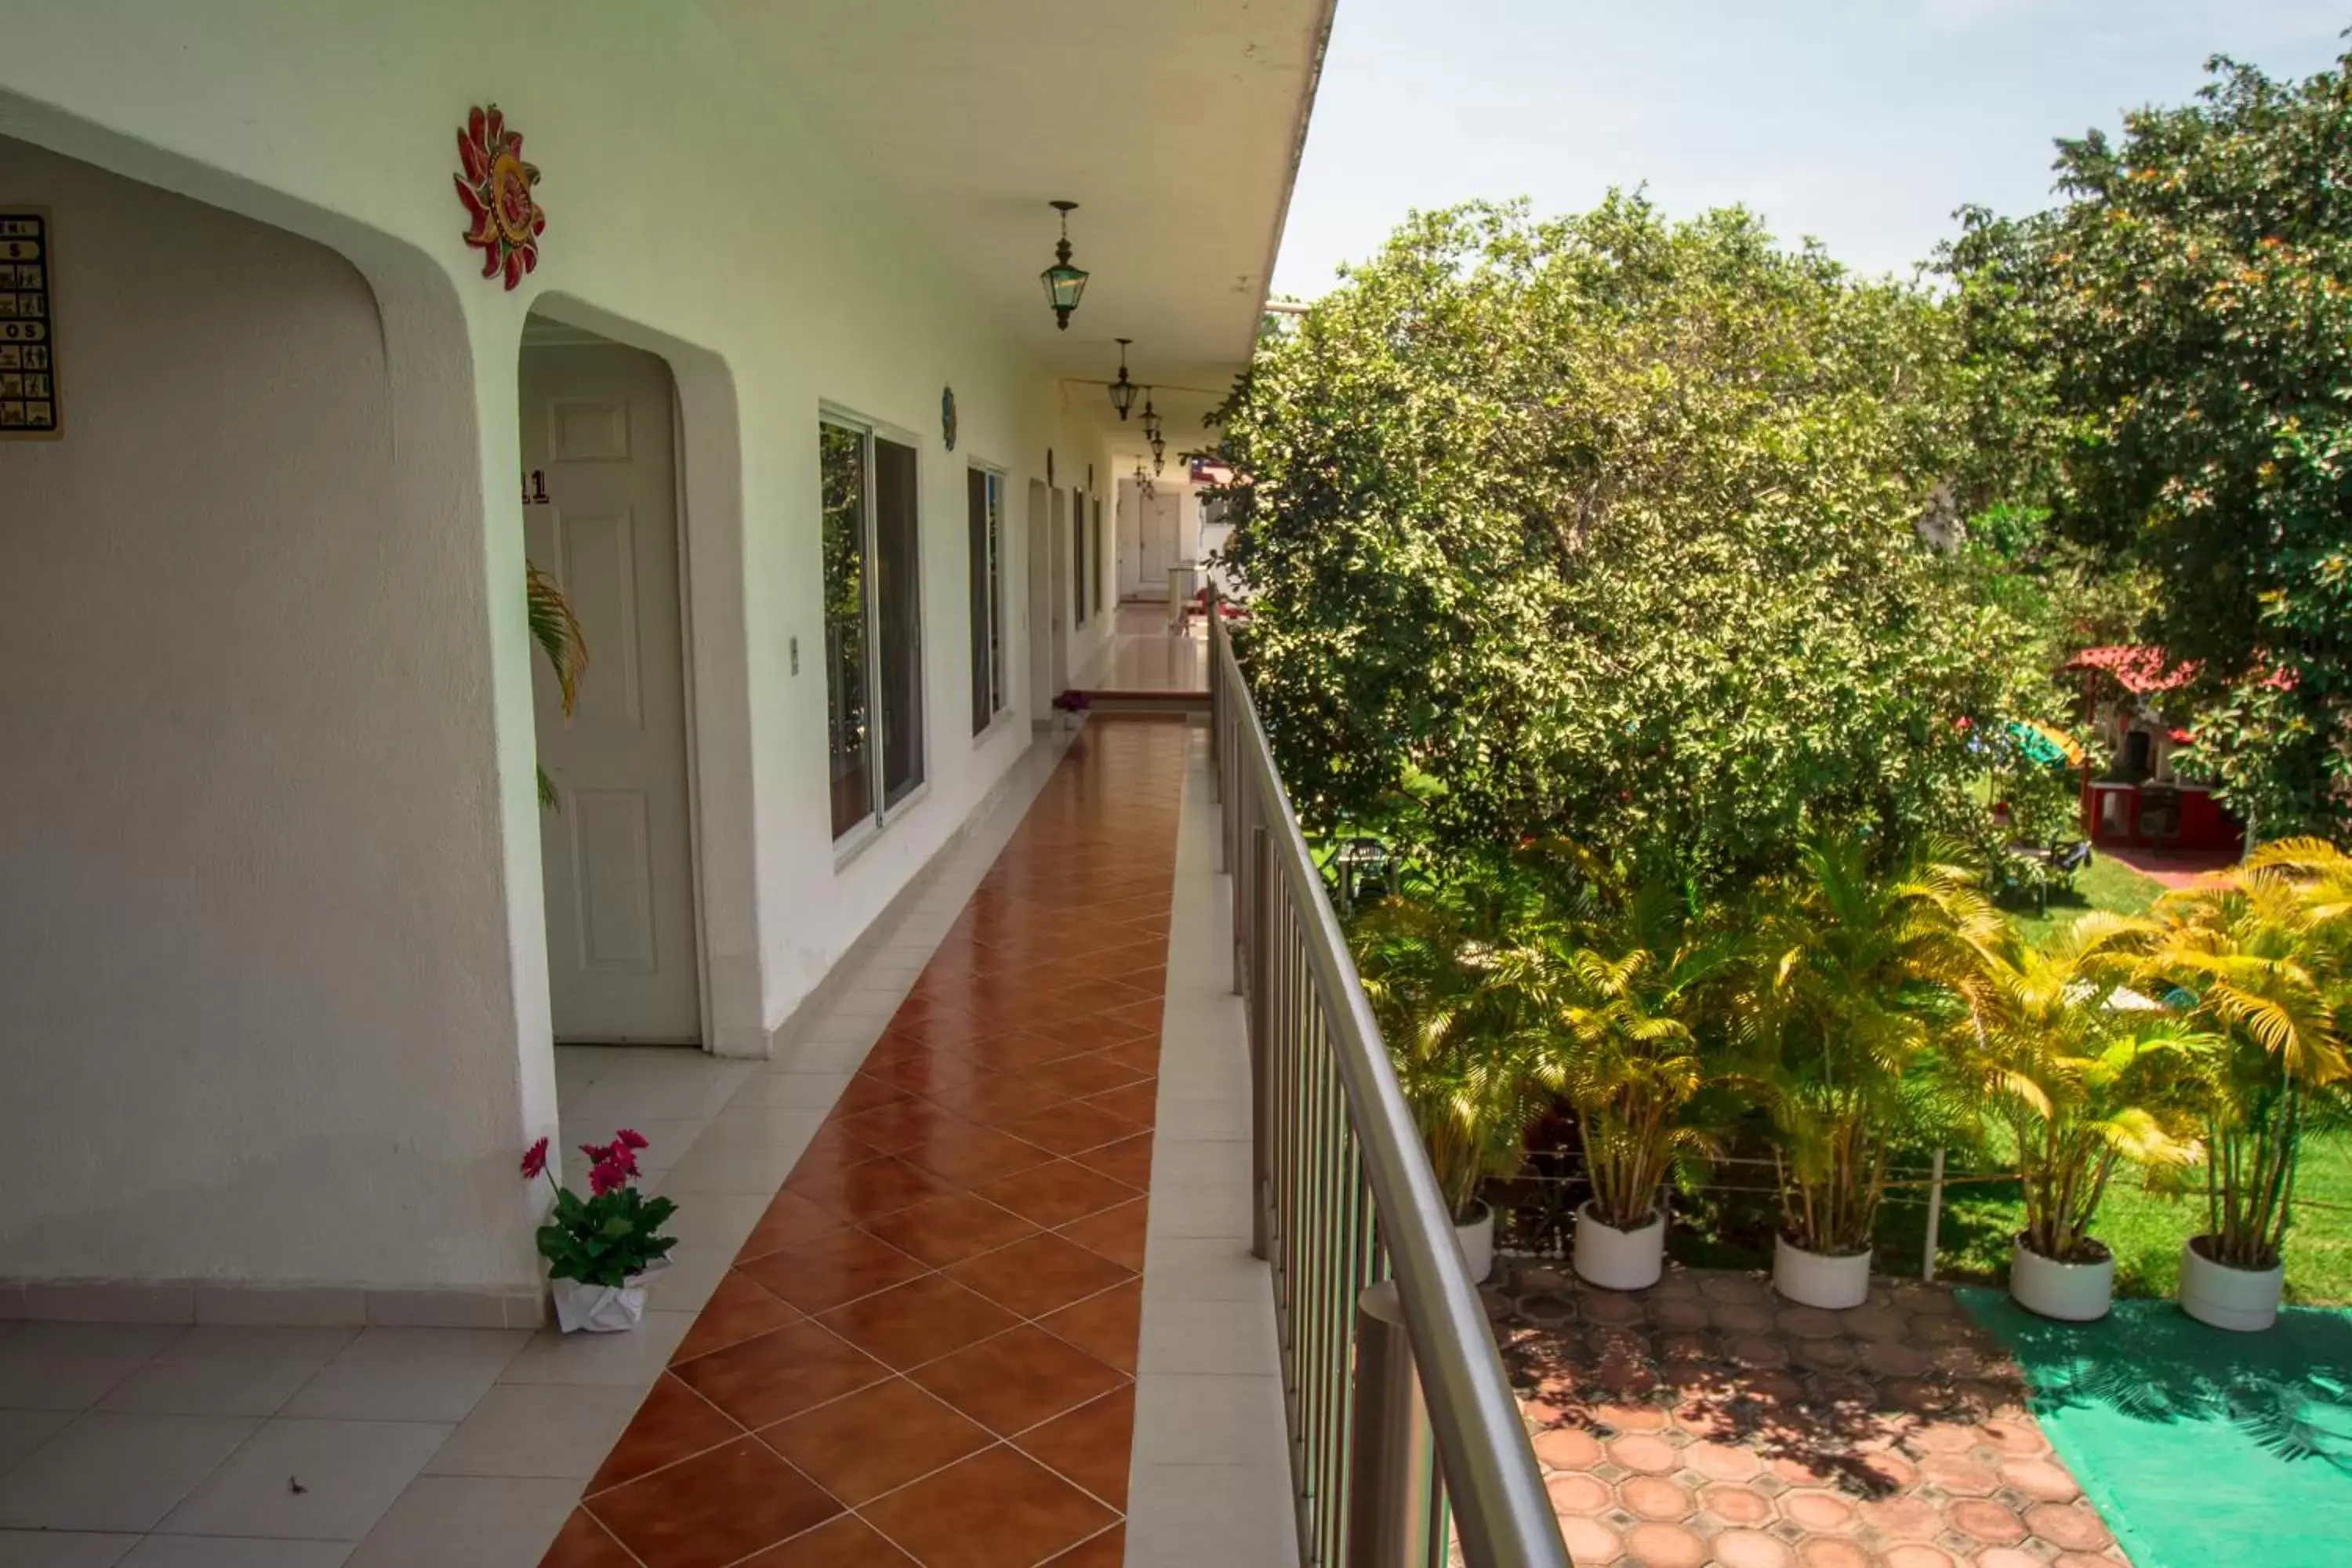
[{"xmin": 693, "ymin": 0, "xmax": 1334, "ymax": 441}]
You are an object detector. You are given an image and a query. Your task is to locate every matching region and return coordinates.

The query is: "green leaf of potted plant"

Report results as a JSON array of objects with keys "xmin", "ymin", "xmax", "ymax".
[
  {"xmin": 1354, "ymin": 873, "xmax": 1548, "ymax": 1283},
  {"xmin": 1963, "ymin": 912, "xmax": 2205, "ymax": 1320},
  {"xmin": 521, "ymin": 1130, "xmax": 679, "ymax": 1332},
  {"xmin": 2140, "ymin": 839, "xmax": 2351, "ymax": 1331},
  {"xmin": 1501, "ymin": 868, "xmax": 1730, "ymax": 1291},
  {"xmin": 1740, "ymin": 834, "xmax": 2002, "ymax": 1309}
]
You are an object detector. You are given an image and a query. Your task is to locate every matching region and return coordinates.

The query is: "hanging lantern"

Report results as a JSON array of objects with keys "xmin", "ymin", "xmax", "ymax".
[
  {"xmin": 1140, "ymin": 387, "xmax": 1160, "ymax": 441},
  {"xmin": 1150, "ymin": 430, "xmax": 1167, "ymax": 474},
  {"xmin": 1108, "ymin": 339, "xmax": 1138, "ymax": 420},
  {"xmin": 1039, "ymin": 200, "xmax": 1089, "ymax": 330}
]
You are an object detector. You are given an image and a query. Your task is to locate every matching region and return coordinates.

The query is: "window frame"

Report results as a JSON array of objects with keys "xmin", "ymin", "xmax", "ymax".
[
  {"xmin": 967, "ymin": 462, "xmax": 1010, "ymax": 739},
  {"xmin": 818, "ymin": 405, "xmax": 928, "ymax": 859}
]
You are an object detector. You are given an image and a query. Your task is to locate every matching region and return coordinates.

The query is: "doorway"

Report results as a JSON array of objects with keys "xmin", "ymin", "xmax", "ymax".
[
  {"xmin": 520, "ymin": 318, "xmax": 702, "ymax": 1044},
  {"xmin": 1030, "ymin": 480, "xmax": 1069, "ymax": 723}
]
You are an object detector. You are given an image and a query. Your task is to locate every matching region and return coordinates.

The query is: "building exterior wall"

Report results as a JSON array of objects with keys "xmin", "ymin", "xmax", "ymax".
[{"xmin": 0, "ymin": 2, "xmax": 1121, "ymax": 1297}]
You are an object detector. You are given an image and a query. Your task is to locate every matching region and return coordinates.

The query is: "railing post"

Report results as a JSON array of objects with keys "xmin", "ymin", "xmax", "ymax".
[
  {"xmin": 1922, "ymin": 1147, "xmax": 1947, "ymax": 1284},
  {"xmin": 1249, "ymin": 823, "xmax": 1273, "ymax": 1262},
  {"xmin": 1348, "ymin": 1281, "xmax": 1437, "ymax": 1568}
]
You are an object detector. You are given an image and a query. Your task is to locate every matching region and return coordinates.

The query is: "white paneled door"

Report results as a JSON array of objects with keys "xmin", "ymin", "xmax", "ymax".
[{"xmin": 521, "ymin": 341, "xmax": 701, "ymax": 1044}]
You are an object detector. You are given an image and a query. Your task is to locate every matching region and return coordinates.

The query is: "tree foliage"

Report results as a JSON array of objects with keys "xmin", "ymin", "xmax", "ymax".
[
  {"xmin": 1945, "ymin": 49, "xmax": 2352, "ymax": 837},
  {"xmin": 1214, "ymin": 195, "xmax": 2060, "ymax": 878}
]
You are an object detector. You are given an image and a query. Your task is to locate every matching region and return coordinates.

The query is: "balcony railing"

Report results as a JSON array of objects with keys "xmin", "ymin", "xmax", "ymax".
[{"xmin": 1207, "ymin": 605, "xmax": 1569, "ymax": 1568}]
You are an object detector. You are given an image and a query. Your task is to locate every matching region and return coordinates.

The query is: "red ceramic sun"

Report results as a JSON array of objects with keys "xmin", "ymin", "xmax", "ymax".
[{"xmin": 454, "ymin": 103, "xmax": 545, "ymax": 289}]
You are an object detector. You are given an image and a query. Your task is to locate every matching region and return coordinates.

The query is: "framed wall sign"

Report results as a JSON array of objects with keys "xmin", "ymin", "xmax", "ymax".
[{"xmin": 0, "ymin": 209, "xmax": 60, "ymax": 439}]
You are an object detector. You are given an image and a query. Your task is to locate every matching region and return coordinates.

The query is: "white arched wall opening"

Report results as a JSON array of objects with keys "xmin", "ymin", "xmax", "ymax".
[
  {"xmin": 0, "ymin": 93, "xmax": 560, "ymax": 1305},
  {"xmin": 517, "ymin": 291, "xmax": 765, "ymax": 1058}
]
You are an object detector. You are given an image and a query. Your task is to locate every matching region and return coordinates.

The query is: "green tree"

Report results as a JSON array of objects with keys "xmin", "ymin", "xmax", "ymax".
[
  {"xmin": 1944, "ymin": 49, "xmax": 2352, "ymax": 837},
  {"xmin": 1214, "ymin": 195, "xmax": 2058, "ymax": 879}
]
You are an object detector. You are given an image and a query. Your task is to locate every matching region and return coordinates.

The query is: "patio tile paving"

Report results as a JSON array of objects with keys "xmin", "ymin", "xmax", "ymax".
[{"xmin": 1486, "ymin": 1262, "xmax": 2132, "ymax": 1566}]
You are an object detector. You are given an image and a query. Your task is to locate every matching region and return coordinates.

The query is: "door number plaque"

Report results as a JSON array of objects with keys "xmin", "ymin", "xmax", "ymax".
[{"xmin": 0, "ymin": 211, "xmax": 60, "ymax": 438}]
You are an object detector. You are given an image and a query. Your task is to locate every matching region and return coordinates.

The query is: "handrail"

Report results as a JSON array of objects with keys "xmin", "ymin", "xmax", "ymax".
[{"xmin": 1208, "ymin": 601, "xmax": 1569, "ymax": 1568}]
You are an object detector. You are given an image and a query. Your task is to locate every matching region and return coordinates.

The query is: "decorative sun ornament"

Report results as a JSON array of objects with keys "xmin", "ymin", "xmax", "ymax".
[{"xmin": 455, "ymin": 104, "xmax": 546, "ymax": 289}]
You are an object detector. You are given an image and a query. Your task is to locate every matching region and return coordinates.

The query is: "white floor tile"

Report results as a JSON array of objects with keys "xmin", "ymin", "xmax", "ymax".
[
  {"xmin": 0, "ymin": 1530, "xmax": 140, "ymax": 1566},
  {"xmin": 98, "ymin": 1328, "xmax": 357, "ymax": 1417},
  {"xmin": 343, "ymin": 1475, "xmax": 578, "ymax": 1567},
  {"xmin": 1139, "ymin": 1239, "xmax": 1275, "ymax": 1301},
  {"xmin": 1131, "ymin": 1374, "xmax": 1289, "ymax": 1466},
  {"xmin": 699, "ymin": 1103, "xmax": 829, "ymax": 1149},
  {"xmin": 495, "ymin": 1311, "xmax": 692, "ymax": 1388},
  {"xmin": 728, "ymin": 1071, "xmax": 852, "ymax": 1111},
  {"xmin": 281, "ymin": 1330, "xmax": 528, "ymax": 1424},
  {"xmin": 656, "ymin": 1138, "xmax": 807, "ymax": 1196},
  {"xmin": 421, "ymin": 1382, "xmax": 644, "ymax": 1480},
  {"xmin": 157, "ymin": 1419, "xmax": 449, "ymax": 1541},
  {"xmin": 0, "ymin": 1324, "xmax": 184, "ymax": 1411},
  {"xmin": 0, "ymin": 1413, "xmax": 256, "ymax": 1532},
  {"xmin": 120, "ymin": 1538, "xmax": 350, "ymax": 1567},
  {"xmin": 0, "ymin": 1410, "xmax": 76, "ymax": 1474}
]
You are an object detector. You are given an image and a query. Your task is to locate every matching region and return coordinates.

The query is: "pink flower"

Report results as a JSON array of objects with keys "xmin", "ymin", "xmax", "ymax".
[
  {"xmin": 588, "ymin": 1156, "xmax": 631, "ymax": 1196},
  {"xmin": 615, "ymin": 1128, "xmax": 649, "ymax": 1152},
  {"xmin": 520, "ymin": 1137, "xmax": 550, "ymax": 1181}
]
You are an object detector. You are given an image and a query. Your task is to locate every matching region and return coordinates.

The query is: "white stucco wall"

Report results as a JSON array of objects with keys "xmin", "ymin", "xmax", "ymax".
[
  {"xmin": 0, "ymin": 134, "xmax": 536, "ymax": 1289},
  {"xmin": 0, "ymin": 2, "xmax": 1123, "ymax": 1294}
]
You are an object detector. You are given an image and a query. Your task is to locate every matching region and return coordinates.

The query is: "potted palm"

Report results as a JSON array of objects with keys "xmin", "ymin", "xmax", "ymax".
[
  {"xmin": 1354, "ymin": 875, "xmax": 1548, "ymax": 1283},
  {"xmin": 1965, "ymin": 913, "xmax": 2204, "ymax": 1320},
  {"xmin": 1743, "ymin": 835, "xmax": 1999, "ymax": 1308},
  {"xmin": 2143, "ymin": 840, "xmax": 2350, "ymax": 1331},
  {"xmin": 1501, "ymin": 870, "xmax": 1728, "ymax": 1290}
]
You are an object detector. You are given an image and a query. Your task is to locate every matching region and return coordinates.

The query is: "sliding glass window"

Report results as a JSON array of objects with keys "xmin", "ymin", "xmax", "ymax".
[
  {"xmin": 967, "ymin": 466, "xmax": 1007, "ymax": 735},
  {"xmin": 820, "ymin": 416, "xmax": 924, "ymax": 843}
]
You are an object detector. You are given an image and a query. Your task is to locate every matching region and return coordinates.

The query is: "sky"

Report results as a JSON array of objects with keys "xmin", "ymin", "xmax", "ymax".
[{"xmin": 1270, "ymin": 0, "xmax": 2351, "ymax": 296}]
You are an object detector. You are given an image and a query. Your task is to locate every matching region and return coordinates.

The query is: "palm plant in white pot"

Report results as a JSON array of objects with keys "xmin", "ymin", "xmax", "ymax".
[
  {"xmin": 1962, "ymin": 912, "xmax": 2205, "ymax": 1319},
  {"xmin": 2140, "ymin": 840, "xmax": 2350, "ymax": 1330},
  {"xmin": 1353, "ymin": 871, "xmax": 1550, "ymax": 1283},
  {"xmin": 1739, "ymin": 833, "xmax": 2000, "ymax": 1308},
  {"xmin": 1494, "ymin": 869, "xmax": 1730, "ymax": 1290}
]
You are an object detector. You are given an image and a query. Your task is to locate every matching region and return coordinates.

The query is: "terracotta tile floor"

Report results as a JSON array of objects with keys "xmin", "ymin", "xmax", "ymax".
[
  {"xmin": 547, "ymin": 717, "xmax": 1190, "ymax": 1568},
  {"xmin": 1486, "ymin": 1263, "xmax": 2129, "ymax": 1568}
]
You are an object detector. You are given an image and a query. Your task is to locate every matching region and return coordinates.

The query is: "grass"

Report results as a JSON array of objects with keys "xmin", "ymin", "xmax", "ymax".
[{"xmin": 1998, "ymin": 848, "xmax": 2169, "ymax": 949}]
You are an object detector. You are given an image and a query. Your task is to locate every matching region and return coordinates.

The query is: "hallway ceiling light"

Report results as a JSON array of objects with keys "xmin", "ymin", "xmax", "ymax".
[
  {"xmin": 1150, "ymin": 429, "xmax": 1167, "ymax": 474},
  {"xmin": 1109, "ymin": 339, "xmax": 1138, "ymax": 420},
  {"xmin": 1140, "ymin": 387, "xmax": 1160, "ymax": 441},
  {"xmin": 1040, "ymin": 200, "xmax": 1089, "ymax": 330}
]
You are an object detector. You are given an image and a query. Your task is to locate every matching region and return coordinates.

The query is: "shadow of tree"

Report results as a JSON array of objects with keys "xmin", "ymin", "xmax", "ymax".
[
  {"xmin": 1961, "ymin": 1290, "xmax": 2352, "ymax": 1472},
  {"xmin": 1490, "ymin": 1264, "xmax": 2038, "ymax": 1501}
]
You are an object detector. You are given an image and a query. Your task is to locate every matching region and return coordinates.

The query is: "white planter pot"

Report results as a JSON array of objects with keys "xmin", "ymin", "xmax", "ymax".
[
  {"xmin": 1573, "ymin": 1202, "xmax": 1665, "ymax": 1291},
  {"xmin": 1454, "ymin": 1203, "xmax": 1495, "ymax": 1284},
  {"xmin": 551, "ymin": 1273, "xmax": 651, "ymax": 1334},
  {"xmin": 2009, "ymin": 1235, "xmax": 2114, "ymax": 1322},
  {"xmin": 1772, "ymin": 1234, "xmax": 1871, "ymax": 1310},
  {"xmin": 2179, "ymin": 1234, "xmax": 2284, "ymax": 1333}
]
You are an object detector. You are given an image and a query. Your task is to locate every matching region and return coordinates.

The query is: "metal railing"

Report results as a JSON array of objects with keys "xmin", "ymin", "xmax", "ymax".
[{"xmin": 1207, "ymin": 604, "xmax": 1569, "ymax": 1568}]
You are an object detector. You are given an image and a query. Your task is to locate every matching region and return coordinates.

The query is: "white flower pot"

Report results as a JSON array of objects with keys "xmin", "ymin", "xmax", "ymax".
[
  {"xmin": 2179, "ymin": 1234, "xmax": 2284, "ymax": 1333},
  {"xmin": 551, "ymin": 1273, "xmax": 651, "ymax": 1334},
  {"xmin": 1573, "ymin": 1202, "xmax": 1665, "ymax": 1291},
  {"xmin": 1454, "ymin": 1202, "xmax": 1495, "ymax": 1284},
  {"xmin": 2009, "ymin": 1234, "xmax": 2114, "ymax": 1322},
  {"xmin": 1773, "ymin": 1234, "xmax": 1871, "ymax": 1310}
]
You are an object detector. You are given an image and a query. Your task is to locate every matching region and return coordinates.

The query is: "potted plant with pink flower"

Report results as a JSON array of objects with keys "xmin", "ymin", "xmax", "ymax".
[
  {"xmin": 520, "ymin": 1130, "xmax": 678, "ymax": 1333},
  {"xmin": 1051, "ymin": 688, "xmax": 1092, "ymax": 731}
]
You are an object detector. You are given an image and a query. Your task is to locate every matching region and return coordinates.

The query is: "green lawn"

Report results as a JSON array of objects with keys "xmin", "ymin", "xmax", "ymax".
[
  {"xmin": 1998, "ymin": 848, "xmax": 2168, "ymax": 949},
  {"xmin": 1878, "ymin": 1132, "xmax": 2352, "ymax": 1306}
]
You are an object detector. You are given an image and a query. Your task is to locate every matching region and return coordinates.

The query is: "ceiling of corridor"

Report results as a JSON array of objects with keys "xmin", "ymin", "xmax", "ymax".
[{"xmin": 695, "ymin": 0, "xmax": 1335, "ymax": 441}]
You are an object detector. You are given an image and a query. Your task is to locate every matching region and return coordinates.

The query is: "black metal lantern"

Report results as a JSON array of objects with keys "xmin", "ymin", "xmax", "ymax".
[
  {"xmin": 1140, "ymin": 387, "xmax": 1161, "ymax": 441},
  {"xmin": 1149, "ymin": 429, "xmax": 1167, "ymax": 474},
  {"xmin": 1040, "ymin": 200, "xmax": 1089, "ymax": 330},
  {"xmin": 1109, "ymin": 339, "xmax": 1138, "ymax": 420}
]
